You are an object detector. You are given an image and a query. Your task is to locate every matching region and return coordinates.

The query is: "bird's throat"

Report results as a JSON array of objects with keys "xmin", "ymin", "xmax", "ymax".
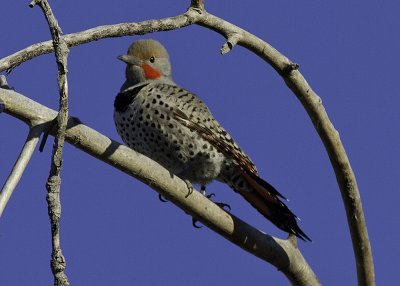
[{"xmin": 142, "ymin": 63, "xmax": 161, "ymax": 79}]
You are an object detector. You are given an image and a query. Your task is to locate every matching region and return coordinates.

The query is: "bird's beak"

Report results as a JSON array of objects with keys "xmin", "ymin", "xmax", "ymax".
[{"xmin": 117, "ymin": 54, "xmax": 142, "ymax": 66}]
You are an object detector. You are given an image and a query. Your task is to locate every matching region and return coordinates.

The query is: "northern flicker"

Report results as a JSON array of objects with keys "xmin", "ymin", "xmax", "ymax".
[{"xmin": 114, "ymin": 39, "xmax": 311, "ymax": 241}]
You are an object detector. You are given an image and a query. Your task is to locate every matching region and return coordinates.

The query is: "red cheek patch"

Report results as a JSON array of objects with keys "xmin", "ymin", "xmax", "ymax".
[{"xmin": 142, "ymin": 63, "xmax": 161, "ymax": 79}]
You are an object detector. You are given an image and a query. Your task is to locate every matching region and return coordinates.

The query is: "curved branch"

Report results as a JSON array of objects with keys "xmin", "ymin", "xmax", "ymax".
[
  {"xmin": 192, "ymin": 10, "xmax": 375, "ymax": 286},
  {"xmin": 0, "ymin": 87, "xmax": 320, "ymax": 286}
]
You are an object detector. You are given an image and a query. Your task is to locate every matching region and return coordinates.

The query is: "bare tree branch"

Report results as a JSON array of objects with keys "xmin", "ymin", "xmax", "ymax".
[
  {"xmin": 29, "ymin": 0, "xmax": 70, "ymax": 285},
  {"xmin": 189, "ymin": 6, "xmax": 375, "ymax": 286},
  {"xmin": 0, "ymin": 87, "xmax": 320, "ymax": 286},
  {"xmin": 0, "ymin": 1, "xmax": 374, "ymax": 285},
  {"xmin": 0, "ymin": 8, "xmax": 202, "ymax": 73},
  {"xmin": 0, "ymin": 125, "xmax": 42, "ymax": 217},
  {"xmin": 283, "ymin": 73, "xmax": 374, "ymax": 286}
]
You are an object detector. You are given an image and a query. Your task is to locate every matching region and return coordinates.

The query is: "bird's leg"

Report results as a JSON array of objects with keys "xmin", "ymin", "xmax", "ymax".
[
  {"xmin": 181, "ymin": 181, "xmax": 202, "ymax": 227},
  {"xmin": 191, "ymin": 185, "xmax": 207, "ymax": 228},
  {"xmin": 184, "ymin": 179, "xmax": 194, "ymax": 198},
  {"xmin": 200, "ymin": 184, "xmax": 206, "ymax": 196}
]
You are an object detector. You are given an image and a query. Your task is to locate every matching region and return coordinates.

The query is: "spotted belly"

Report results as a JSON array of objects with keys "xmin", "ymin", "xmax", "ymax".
[{"xmin": 114, "ymin": 101, "xmax": 225, "ymax": 184}]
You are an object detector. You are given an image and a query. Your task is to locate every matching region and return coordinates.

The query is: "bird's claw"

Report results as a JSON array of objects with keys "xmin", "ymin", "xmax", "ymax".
[
  {"xmin": 204, "ymin": 192, "xmax": 231, "ymax": 212},
  {"xmin": 215, "ymin": 202, "xmax": 231, "ymax": 212},
  {"xmin": 191, "ymin": 202, "xmax": 231, "ymax": 230},
  {"xmin": 184, "ymin": 179, "xmax": 194, "ymax": 198},
  {"xmin": 158, "ymin": 194, "xmax": 168, "ymax": 202},
  {"xmin": 206, "ymin": 193, "xmax": 215, "ymax": 199},
  {"xmin": 192, "ymin": 217, "xmax": 202, "ymax": 228},
  {"xmin": 191, "ymin": 190, "xmax": 232, "ymax": 229}
]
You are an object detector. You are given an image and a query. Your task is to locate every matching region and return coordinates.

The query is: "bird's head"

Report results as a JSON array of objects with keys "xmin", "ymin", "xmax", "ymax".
[{"xmin": 118, "ymin": 39, "xmax": 173, "ymax": 87}]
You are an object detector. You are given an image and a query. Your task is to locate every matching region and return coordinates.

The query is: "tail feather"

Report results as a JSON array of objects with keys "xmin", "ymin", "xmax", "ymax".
[
  {"xmin": 238, "ymin": 171, "xmax": 311, "ymax": 242},
  {"xmin": 243, "ymin": 171, "xmax": 289, "ymax": 201}
]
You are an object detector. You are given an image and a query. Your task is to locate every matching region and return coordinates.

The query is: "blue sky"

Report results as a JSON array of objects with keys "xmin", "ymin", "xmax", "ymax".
[{"xmin": 1, "ymin": 1, "xmax": 398, "ymax": 285}]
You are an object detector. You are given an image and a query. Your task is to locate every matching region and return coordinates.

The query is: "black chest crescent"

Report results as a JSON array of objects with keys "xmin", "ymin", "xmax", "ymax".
[{"xmin": 114, "ymin": 84, "xmax": 149, "ymax": 112}]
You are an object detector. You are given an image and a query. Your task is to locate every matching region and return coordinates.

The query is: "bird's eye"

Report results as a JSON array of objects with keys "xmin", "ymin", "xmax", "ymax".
[{"xmin": 149, "ymin": 56, "xmax": 155, "ymax": 63}]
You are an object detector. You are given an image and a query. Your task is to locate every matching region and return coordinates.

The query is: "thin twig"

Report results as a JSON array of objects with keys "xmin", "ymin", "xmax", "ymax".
[
  {"xmin": 0, "ymin": 87, "xmax": 320, "ymax": 286},
  {"xmin": 29, "ymin": 1, "xmax": 70, "ymax": 285},
  {"xmin": 0, "ymin": 125, "xmax": 42, "ymax": 217},
  {"xmin": 221, "ymin": 32, "xmax": 241, "ymax": 55}
]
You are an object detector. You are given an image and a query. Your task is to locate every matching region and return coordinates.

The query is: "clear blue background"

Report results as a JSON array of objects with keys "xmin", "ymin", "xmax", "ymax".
[{"xmin": 1, "ymin": 1, "xmax": 398, "ymax": 285}]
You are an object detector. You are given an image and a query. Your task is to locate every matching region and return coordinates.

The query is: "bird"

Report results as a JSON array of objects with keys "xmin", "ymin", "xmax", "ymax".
[{"xmin": 113, "ymin": 39, "xmax": 311, "ymax": 241}]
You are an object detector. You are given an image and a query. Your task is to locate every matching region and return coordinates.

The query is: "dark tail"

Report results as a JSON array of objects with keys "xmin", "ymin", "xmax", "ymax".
[{"xmin": 237, "ymin": 171, "xmax": 311, "ymax": 242}]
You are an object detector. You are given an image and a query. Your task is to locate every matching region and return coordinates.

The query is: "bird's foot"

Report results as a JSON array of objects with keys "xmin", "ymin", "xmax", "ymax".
[
  {"xmin": 191, "ymin": 185, "xmax": 231, "ymax": 228},
  {"xmin": 159, "ymin": 178, "xmax": 194, "ymax": 202},
  {"xmin": 184, "ymin": 179, "xmax": 194, "ymax": 198},
  {"xmin": 204, "ymin": 191, "xmax": 231, "ymax": 212},
  {"xmin": 214, "ymin": 201, "xmax": 231, "ymax": 212}
]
